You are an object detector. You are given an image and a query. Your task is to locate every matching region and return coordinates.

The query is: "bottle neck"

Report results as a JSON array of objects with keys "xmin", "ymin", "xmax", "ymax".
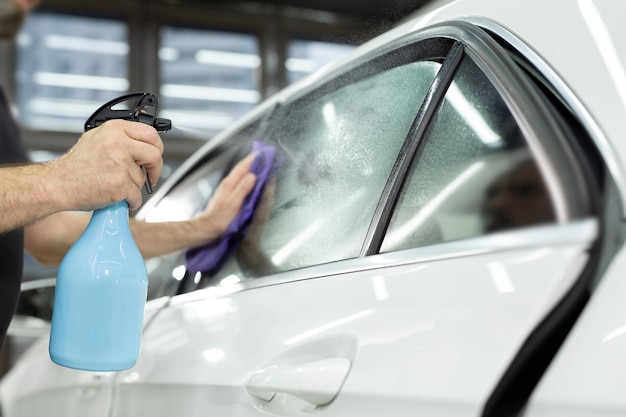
[{"xmin": 92, "ymin": 201, "xmax": 130, "ymax": 230}]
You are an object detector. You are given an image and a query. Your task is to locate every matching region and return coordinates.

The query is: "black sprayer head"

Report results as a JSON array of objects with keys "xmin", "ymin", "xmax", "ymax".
[{"xmin": 84, "ymin": 92, "xmax": 172, "ymax": 132}]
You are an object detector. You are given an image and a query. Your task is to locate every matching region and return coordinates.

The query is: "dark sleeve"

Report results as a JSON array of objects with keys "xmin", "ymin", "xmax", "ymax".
[
  {"xmin": 0, "ymin": 87, "xmax": 29, "ymax": 164},
  {"xmin": 0, "ymin": 230, "xmax": 24, "ymax": 349},
  {"xmin": 0, "ymin": 87, "xmax": 28, "ymax": 348}
]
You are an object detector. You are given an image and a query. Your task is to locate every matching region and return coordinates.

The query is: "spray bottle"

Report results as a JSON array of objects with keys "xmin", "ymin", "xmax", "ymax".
[{"xmin": 49, "ymin": 93, "xmax": 171, "ymax": 371}]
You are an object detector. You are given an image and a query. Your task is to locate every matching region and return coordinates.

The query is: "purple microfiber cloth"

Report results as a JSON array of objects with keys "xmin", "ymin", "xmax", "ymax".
[{"xmin": 184, "ymin": 141, "xmax": 276, "ymax": 275}]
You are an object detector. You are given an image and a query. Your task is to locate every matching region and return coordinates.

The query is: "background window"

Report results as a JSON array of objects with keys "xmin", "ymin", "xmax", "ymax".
[
  {"xmin": 6, "ymin": 3, "xmax": 396, "ymax": 174},
  {"xmin": 16, "ymin": 12, "xmax": 129, "ymax": 133},
  {"xmin": 381, "ymin": 56, "xmax": 556, "ymax": 253},
  {"xmin": 159, "ymin": 26, "xmax": 260, "ymax": 136},
  {"xmin": 287, "ymin": 39, "xmax": 355, "ymax": 83}
]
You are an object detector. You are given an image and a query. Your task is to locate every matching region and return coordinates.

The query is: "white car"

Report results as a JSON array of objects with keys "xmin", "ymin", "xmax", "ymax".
[{"xmin": 2, "ymin": 0, "xmax": 626, "ymax": 415}]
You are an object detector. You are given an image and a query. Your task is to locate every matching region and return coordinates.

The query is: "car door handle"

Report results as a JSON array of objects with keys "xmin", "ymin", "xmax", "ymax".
[{"xmin": 245, "ymin": 357, "xmax": 351, "ymax": 405}]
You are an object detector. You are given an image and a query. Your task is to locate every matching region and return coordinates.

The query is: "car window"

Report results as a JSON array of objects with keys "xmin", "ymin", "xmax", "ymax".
[
  {"xmin": 202, "ymin": 59, "xmax": 441, "ymax": 282},
  {"xmin": 380, "ymin": 55, "xmax": 556, "ymax": 252},
  {"xmin": 141, "ymin": 35, "xmax": 585, "ymax": 294}
]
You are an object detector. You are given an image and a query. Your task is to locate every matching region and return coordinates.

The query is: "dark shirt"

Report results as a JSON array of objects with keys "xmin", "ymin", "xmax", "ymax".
[{"xmin": 0, "ymin": 87, "xmax": 29, "ymax": 348}]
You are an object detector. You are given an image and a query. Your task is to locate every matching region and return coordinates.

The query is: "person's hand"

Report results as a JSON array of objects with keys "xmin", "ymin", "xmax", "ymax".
[
  {"xmin": 192, "ymin": 152, "xmax": 258, "ymax": 242},
  {"xmin": 51, "ymin": 119, "xmax": 164, "ymax": 211}
]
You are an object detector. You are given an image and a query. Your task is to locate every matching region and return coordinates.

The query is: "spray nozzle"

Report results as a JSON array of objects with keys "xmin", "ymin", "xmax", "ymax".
[
  {"xmin": 84, "ymin": 92, "xmax": 172, "ymax": 132},
  {"xmin": 84, "ymin": 92, "xmax": 172, "ymax": 195}
]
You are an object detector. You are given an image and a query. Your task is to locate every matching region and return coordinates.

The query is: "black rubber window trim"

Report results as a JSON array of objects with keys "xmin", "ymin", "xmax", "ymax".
[{"xmin": 360, "ymin": 41, "xmax": 464, "ymax": 256}]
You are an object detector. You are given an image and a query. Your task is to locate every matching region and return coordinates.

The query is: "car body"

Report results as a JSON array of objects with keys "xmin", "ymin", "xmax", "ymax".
[{"xmin": 2, "ymin": 0, "xmax": 626, "ymax": 415}]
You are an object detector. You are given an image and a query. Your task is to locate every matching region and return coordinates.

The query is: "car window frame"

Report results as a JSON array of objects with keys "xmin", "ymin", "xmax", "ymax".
[
  {"xmin": 136, "ymin": 21, "xmax": 599, "ymax": 293},
  {"xmin": 359, "ymin": 22, "xmax": 594, "ymax": 256}
]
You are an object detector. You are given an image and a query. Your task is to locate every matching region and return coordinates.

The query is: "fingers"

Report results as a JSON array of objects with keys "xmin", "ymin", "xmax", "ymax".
[
  {"xmin": 126, "ymin": 184, "xmax": 143, "ymax": 210},
  {"xmin": 220, "ymin": 152, "xmax": 258, "ymax": 191},
  {"xmin": 58, "ymin": 119, "xmax": 164, "ymax": 211},
  {"xmin": 194, "ymin": 152, "xmax": 258, "ymax": 240},
  {"xmin": 103, "ymin": 119, "xmax": 164, "ymax": 194},
  {"xmin": 215, "ymin": 152, "xmax": 257, "ymax": 203},
  {"xmin": 118, "ymin": 119, "xmax": 165, "ymax": 153},
  {"xmin": 126, "ymin": 163, "xmax": 149, "ymax": 210},
  {"xmin": 118, "ymin": 120, "xmax": 164, "ymax": 187}
]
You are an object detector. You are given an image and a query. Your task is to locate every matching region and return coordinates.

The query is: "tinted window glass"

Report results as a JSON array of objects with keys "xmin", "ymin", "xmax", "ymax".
[
  {"xmin": 381, "ymin": 56, "xmax": 556, "ymax": 252},
  {"xmin": 143, "ymin": 56, "xmax": 442, "ymax": 292},
  {"xmin": 210, "ymin": 60, "xmax": 440, "ymax": 280}
]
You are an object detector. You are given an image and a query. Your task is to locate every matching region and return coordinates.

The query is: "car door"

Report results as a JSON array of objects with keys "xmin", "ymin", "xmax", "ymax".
[
  {"xmin": 0, "ymin": 295, "xmax": 170, "ymax": 417},
  {"xmin": 109, "ymin": 24, "xmax": 608, "ymax": 417}
]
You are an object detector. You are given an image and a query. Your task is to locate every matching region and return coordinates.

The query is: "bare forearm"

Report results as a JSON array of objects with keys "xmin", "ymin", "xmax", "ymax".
[
  {"xmin": 0, "ymin": 162, "xmax": 65, "ymax": 233},
  {"xmin": 130, "ymin": 218, "xmax": 217, "ymax": 259},
  {"xmin": 25, "ymin": 210, "xmax": 224, "ymax": 265},
  {"xmin": 24, "ymin": 211, "xmax": 90, "ymax": 265},
  {"xmin": 26, "ymin": 213, "xmax": 212, "ymax": 264},
  {"xmin": 26, "ymin": 211, "xmax": 212, "ymax": 265}
]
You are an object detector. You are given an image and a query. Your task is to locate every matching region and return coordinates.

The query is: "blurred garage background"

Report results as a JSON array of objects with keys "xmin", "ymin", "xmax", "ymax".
[{"xmin": 0, "ymin": 0, "xmax": 432, "ymax": 377}]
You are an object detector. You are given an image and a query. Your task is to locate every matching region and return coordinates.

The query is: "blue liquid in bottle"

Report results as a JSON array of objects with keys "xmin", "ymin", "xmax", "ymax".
[{"xmin": 49, "ymin": 201, "xmax": 148, "ymax": 371}]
